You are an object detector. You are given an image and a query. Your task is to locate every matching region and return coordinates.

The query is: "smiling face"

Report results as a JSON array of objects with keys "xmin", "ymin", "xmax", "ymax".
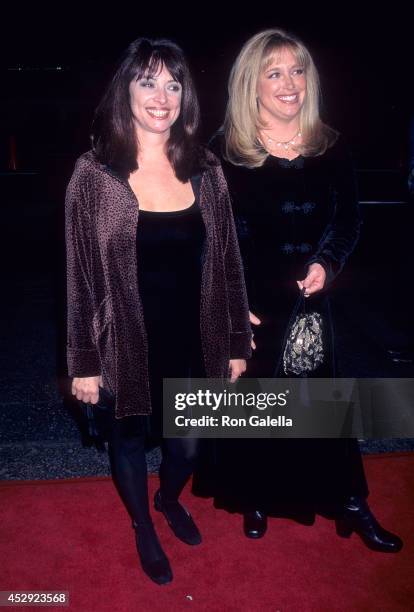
[
  {"xmin": 129, "ymin": 63, "xmax": 182, "ymax": 138},
  {"xmin": 256, "ymin": 46, "xmax": 306, "ymax": 125}
]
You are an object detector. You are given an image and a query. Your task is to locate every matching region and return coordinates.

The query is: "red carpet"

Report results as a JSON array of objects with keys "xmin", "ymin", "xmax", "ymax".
[{"xmin": 0, "ymin": 454, "xmax": 413, "ymax": 611}]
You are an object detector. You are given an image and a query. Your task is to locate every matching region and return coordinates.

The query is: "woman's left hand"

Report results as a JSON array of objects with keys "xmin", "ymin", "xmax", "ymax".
[
  {"xmin": 229, "ymin": 359, "xmax": 247, "ymax": 383},
  {"xmin": 297, "ymin": 263, "xmax": 326, "ymax": 296}
]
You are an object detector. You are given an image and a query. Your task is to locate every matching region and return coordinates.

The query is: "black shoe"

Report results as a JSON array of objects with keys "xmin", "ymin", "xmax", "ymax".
[
  {"xmin": 335, "ymin": 496, "xmax": 403, "ymax": 553},
  {"xmin": 154, "ymin": 490, "xmax": 202, "ymax": 546},
  {"xmin": 243, "ymin": 511, "xmax": 267, "ymax": 539},
  {"xmin": 132, "ymin": 519, "xmax": 173, "ymax": 585}
]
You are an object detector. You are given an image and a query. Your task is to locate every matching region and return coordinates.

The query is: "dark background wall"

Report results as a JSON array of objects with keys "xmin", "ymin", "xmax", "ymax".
[{"xmin": 1, "ymin": 5, "xmax": 412, "ymax": 177}]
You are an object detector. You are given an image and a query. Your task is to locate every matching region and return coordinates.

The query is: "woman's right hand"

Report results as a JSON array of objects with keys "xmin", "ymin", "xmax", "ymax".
[
  {"xmin": 249, "ymin": 311, "xmax": 261, "ymax": 350},
  {"xmin": 72, "ymin": 376, "xmax": 102, "ymax": 404}
]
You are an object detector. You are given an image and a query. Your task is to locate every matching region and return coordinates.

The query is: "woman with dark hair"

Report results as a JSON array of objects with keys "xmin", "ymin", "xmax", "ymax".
[
  {"xmin": 193, "ymin": 28, "xmax": 402, "ymax": 553},
  {"xmin": 65, "ymin": 37, "xmax": 251, "ymax": 585}
]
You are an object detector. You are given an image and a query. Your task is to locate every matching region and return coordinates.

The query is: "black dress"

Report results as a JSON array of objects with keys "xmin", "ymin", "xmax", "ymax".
[
  {"xmin": 135, "ymin": 201, "xmax": 206, "ymax": 441},
  {"xmin": 192, "ymin": 135, "xmax": 368, "ymax": 518}
]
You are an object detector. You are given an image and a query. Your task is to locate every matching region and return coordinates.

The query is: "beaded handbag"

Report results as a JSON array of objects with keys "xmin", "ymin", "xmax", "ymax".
[{"xmin": 283, "ymin": 290, "xmax": 324, "ymax": 376}]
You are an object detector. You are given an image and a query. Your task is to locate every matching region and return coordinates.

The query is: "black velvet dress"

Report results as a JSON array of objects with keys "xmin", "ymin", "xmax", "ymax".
[
  {"xmin": 135, "ymin": 201, "xmax": 206, "ymax": 441},
  {"xmin": 192, "ymin": 135, "xmax": 369, "ymax": 517}
]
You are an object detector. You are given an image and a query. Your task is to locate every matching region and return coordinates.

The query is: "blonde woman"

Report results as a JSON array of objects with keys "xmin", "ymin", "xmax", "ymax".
[{"xmin": 193, "ymin": 29, "xmax": 402, "ymax": 552}]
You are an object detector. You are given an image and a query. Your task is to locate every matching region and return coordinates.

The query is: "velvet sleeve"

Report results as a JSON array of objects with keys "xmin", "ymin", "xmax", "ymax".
[
  {"xmin": 65, "ymin": 158, "xmax": 101, "ymax": 377},
  {"xmin": 215, "ymin": 164, "xmax": 252, "ymax": 360},
  {"xmin": 306, "ymin": 139, "xmax": 361, "ymax": 284},
  {"xmin": 208, "ymin": 133, "xmax": 257, "ymax": 307}
]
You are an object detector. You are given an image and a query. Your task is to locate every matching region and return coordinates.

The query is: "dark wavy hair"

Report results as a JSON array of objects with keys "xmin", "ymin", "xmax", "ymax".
[{"xmin": 92, "ymin": 38, "xmax": 202, "ymax": 181}]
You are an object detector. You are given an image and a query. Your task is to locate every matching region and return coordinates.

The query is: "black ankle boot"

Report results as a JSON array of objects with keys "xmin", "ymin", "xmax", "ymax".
[
  {"xmin": 335, "ymin": 496, "xmax": 403, "ymax": 553},
  {"xmin": 132, "ymin": 519, "xmax": 173, "ymax": 584},
  {"xmin": 154, "ymin": 490, "xmax": 202, "ymax": 545},
  {"xmin": 243, "ymin": 511, "xmax": 267, "ymax": 539}
]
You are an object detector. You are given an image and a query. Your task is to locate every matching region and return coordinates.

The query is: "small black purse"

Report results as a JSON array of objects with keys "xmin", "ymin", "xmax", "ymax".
[{"xmin": 82, "ymin": 386, "xmax": 115, "ymax": 444}]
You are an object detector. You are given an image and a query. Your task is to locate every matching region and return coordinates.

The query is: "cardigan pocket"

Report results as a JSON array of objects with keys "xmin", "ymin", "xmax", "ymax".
[{"xmin": 92, "ymin": 296, "xmax": 116, "ymax": 393}]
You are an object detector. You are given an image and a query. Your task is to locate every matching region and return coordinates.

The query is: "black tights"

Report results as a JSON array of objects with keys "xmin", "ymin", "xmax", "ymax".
[{"xmin": 108, "ymin": 417, "xmax": 198, "ymax": 524}]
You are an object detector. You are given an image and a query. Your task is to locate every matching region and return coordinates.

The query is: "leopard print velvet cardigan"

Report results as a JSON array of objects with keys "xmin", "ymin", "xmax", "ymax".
[{"xmin": 65, "ymin": 149, "xmax": 252, "ymax": 419}]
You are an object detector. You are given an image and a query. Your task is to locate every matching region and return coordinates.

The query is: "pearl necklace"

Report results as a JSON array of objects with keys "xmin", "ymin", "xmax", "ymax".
[{"xmin": 266, "ymin": 131, "xmax": 302, "ymax": 151}]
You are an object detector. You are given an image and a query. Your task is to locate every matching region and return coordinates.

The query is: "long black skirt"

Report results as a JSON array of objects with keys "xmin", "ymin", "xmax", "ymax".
[{"xmin": 192, "ymin": 296, "xmax": 369, "ymax": 518}]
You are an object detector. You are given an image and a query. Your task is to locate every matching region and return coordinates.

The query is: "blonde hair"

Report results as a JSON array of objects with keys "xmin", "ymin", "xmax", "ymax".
[{"xmin": 224, "ymin": 28, "xmax": 338, "ymax": 167}]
